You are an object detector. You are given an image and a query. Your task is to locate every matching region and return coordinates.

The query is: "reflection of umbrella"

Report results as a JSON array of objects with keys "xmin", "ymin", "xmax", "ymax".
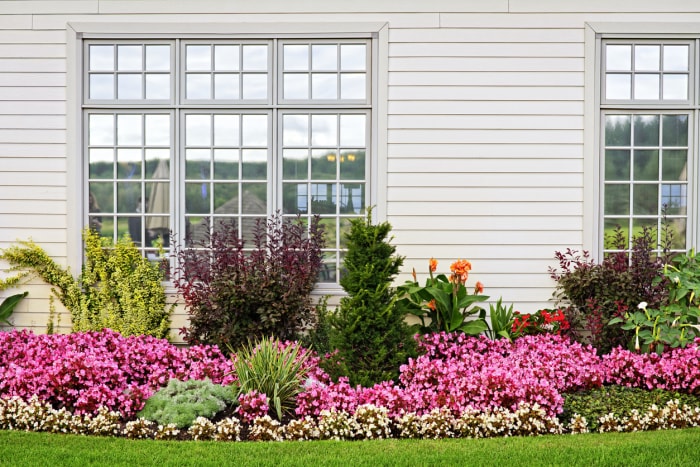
[{"xmin": 146, "ymin": 159, "xmax": 169, "ymax": 231}]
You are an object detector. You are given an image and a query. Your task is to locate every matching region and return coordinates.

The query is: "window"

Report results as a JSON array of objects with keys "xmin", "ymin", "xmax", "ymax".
[
  {"xmin": 83, "ymin": 38, "xmax": 373, "ymax": 285},
  {"xmin": 601, "ymin": 40, "xmax": 693, "ymax": 255}
]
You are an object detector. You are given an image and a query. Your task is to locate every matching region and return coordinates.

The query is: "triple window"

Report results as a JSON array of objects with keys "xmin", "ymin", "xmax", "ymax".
[{"xmin": 83, "ymin": 38, "xmax": 373, "ymax": 285}]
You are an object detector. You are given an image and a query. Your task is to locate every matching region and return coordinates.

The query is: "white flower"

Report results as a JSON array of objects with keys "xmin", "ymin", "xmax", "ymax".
[{"xmin": 637, "ymin": 302, "xmax": 648, "ymax": 310}]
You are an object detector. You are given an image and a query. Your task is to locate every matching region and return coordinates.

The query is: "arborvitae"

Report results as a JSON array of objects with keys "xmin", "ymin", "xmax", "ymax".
[{"xmin": 329, "ymin": 208, "xmax": 416, "ymax": 387}]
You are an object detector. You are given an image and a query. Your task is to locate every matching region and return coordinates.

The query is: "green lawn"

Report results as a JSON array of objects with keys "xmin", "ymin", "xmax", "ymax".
[{"xmin": 1, "ymin": 428, "xmax": 698, "ymax": 467}]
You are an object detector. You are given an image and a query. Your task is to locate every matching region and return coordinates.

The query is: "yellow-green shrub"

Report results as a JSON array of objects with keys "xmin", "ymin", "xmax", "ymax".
[{"xmin": 0, "ymin": 228, "xmax": 173, "ymax": 339}]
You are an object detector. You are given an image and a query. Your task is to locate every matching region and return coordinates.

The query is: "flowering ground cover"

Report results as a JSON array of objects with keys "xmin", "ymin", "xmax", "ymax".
[{"xmin": 1, "ymin": 328, "xmax": 699, "ymax": 442}]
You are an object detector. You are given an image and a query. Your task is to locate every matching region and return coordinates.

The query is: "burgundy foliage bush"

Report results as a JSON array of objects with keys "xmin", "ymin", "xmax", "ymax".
[{"xmin": 173, "ymin": 213, "xmax": 325, "ymax": 352}]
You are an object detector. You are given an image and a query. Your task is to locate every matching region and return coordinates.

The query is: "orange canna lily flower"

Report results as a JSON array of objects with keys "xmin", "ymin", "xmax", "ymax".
[
  {"xmin": 426, "ymin": 299, "xmax": 437, "ymax": 311},
  {"xmin": 450, "ymin": 259, "xmax": 472, "ymax": 284},
  {"xmin": 474, "ymin": 281, "xmax": 484, "ymax": 294},
  {"xmin": 429, "ymin": 257, "xmax": 438, "ymax": 273}
]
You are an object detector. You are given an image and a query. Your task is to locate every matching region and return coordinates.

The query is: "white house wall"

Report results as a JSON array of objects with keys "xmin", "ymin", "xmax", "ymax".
[{"xmin": 1, "ymin": 0, "xmax": 700, "ymax": 340}]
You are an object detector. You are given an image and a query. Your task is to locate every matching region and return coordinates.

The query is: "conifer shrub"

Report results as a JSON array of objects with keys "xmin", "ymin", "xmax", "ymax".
[
  {"xmin": 137, "ymin": 378, "xmax": 236, "ymax": 429},
  {"xmin": 0, "ymin": 228, "xmax": 172, "ymax": 339},
  {"xmin": 173, "ymin": 213, "xmax": 324, "ymax": 351},
  {"xmin": 328, "ymin": 209, "xmax": 416, "ymax": 387}
]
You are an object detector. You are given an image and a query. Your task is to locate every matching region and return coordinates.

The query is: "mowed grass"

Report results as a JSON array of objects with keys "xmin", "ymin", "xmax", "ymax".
[{"xmin": 1, "ymin": 428, "xmax": 698, "ymax": 467}]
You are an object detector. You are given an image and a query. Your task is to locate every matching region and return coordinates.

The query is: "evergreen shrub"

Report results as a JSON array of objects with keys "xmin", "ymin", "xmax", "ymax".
[{"xmin": 328, "ymin": 208, "xmax": 416, "ymax": 387}]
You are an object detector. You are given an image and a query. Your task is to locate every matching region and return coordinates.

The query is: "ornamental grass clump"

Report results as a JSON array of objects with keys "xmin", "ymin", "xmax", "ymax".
[{"xmin": 232, "ymin": 337, "xmax": 311, "ymax": 421}]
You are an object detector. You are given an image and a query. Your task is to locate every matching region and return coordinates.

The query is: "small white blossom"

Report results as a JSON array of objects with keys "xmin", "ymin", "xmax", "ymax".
[{"xmin": 637, "ymin": 302, "xmax": 648, "ymax": 310}]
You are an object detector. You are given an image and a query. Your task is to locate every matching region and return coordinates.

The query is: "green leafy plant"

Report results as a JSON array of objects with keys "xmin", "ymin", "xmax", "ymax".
[
  {"xmin": 559, "ymin": 385, "xmax": 700, "ymax": 431},
  {"xmin": 484, "ymin": 297, "xmax": 515, "ymax": 340},
  {"xmin": 173, "ymin": 213, "xmax": 324, "ymax": 351},
  {"xmin": 609, "ymin": 251, "xmax": 700, "ymax": 353},
  {"xmin": 328, "ymin": 209, "xmax": 417, "ymax": 386},
  {"xmin": 137, "ymin": 378, "xmax": 236, "ymax": 429},
  {"xmin": 397, "ymin": 258, "xmax": 488, "ymax": 335},
  {"xmin": 232, "ymin": 337, "xmax": 311, "ymax": 421},
  {"xmin": 0, "ymin": 228, "xmax": 172, "ymax": 339},
  {"xmin": 0, "ymin": 292, "xmax": 28, "ymax": 327}
]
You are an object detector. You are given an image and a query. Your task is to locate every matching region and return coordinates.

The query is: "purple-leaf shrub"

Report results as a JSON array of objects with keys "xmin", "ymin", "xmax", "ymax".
[
  {"xmin": 601, "ymin": 340, "xmax": 700, "ymax": 394},
  {"xmin": 0, "ymin": 329, "xmax": 235, "ymax": 418}
]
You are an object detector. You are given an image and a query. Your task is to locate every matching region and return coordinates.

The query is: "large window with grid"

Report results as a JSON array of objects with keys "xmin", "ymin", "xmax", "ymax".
[
  {"xmin": 83, "ymin": 38, "xmax": 373, "ymax": 285},
  {"xmin": 601, "ymin": 40, "xmax": 694, "ymax": 256}
]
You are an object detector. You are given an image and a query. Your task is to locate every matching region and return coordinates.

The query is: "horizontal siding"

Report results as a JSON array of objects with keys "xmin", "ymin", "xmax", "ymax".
[
  {"xmin": 389, "ymin": 57, "xmax": 583, "ymax": 72},
  {"xmin": 387, "ymin": 129, "xmax": 582, "ymax": 144},
  {"xmin": 388, "ymin": 201, "xmax": 582, "ymax": 216},
  {"xmin": 389, "ymin": 71, "xmax": 584, "ymax": 87},
  {"xmin": 389, "ymin": 143, "xmax": 582, "ymax": 158},
  {"xmin": 388, "ymin": 186, "xmax": 582, "ymax": 202},
  {"xmin": 388, "ymin": 101, "xmax": 584, "ymax": 115},
  {"xmin": 0, "ymin": 116, "xmax": 66, "ymax": 130},
  {"xmin": 388, "ymin": 158, "xmax": 582, "ymax": 172},
  {"xmin": 389, "ymin": 42, "xmax": 584, "ymax": 57},
  {"xmin": 388, "ymin": 86, "xmax": 583, "ymax": 101},
  {"xmin": 440, "ymin": 12, "xmax": 700, "ymax": 28},
  {"xmin": 388, "ymin": 114, "xmax": 583, "ymax": 130},
  {"xmin": 388, "ymin": 172, "xmax": 581, "ymax": 187},
  {"xmin": 32, "ymin": 13, "xmax": 441, "ymax": 30}
]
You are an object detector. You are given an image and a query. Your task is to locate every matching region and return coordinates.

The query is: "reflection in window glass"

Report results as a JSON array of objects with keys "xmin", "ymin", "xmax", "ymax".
[
  {"xmin": 85, "ymin": 39, "xmax": 371, "ymax": 283},
  {"xmin": 602, "ymin": 110, "xmax": 688, "ymax": 255}
]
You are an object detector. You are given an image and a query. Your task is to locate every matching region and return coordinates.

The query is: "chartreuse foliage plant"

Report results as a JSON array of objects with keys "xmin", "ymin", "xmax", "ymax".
[
  {"xmin": 398, "ymin": 258, "xmax": 488, "ymax": 335},
  {"xmin": 137, "ymin": 378, "xmax": 236, "ymax": 429},
  {"xmin": 173, "ymin": 214, "xmax": 324, "ymax": 352},
  {"xmin": 328, "ymin": 209, "xmax": 416, "ymax": 386},
  {"xmin": 232, "ymin": 337, "xmax": 311, "ymax": 421},
  {"xmin": 0, "ymin": 228, "xmax": 172, "ymax": 339}
]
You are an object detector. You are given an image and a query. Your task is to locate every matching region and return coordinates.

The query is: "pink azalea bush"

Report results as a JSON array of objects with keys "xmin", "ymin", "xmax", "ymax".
[
  {"xmin": 297, "ymin": 333, "xmax": 603, "ymax": 418},
  {"xmin": 600, "ymin": 340, "xmax": 700, "ymax": 394},
  {"xmin": 0, "ymin": 329, "xmax": 235, "ymax": 418}
]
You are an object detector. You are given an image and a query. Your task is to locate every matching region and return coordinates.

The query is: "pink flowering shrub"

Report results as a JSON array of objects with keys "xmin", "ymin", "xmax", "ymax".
[
  {"xmin": 236, "ymin": 390, "xmax": 270, "ymax": 423},
  {"xmin": 601, "ymin": 340, "xmax": 700, "ymax": 394},
  {"xmin": 297, "ymin": 333, "xmax": 603, "ymax": 418},
  {"xmin": 0, "ymin": 329, "xmax": 235, "ymax": 418}
]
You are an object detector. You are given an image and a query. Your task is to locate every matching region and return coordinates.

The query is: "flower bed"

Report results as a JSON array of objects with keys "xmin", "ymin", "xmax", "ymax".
[
  {"xmin": 1, "ymin": 329, "xmax": 699, "ymax": 441},
  {"xmin": 0, "ymin": 329, "xmax": 235, "ymax": 417}
]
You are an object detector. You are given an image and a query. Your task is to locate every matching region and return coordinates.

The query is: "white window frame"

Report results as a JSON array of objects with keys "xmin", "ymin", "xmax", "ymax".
[{"xmin": 67, "ymin": 22, "xmax": 389, "ymax": 292}]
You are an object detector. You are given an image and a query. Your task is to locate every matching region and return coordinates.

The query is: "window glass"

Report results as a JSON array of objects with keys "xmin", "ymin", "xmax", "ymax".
[{"xmin": 85, "ymin": 38, "xmax": 371, "ymax": 283}]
